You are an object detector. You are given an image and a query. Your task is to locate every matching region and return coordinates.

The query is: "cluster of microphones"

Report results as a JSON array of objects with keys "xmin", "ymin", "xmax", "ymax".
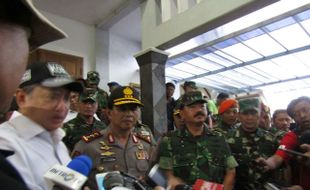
[{"xmin": 43, "ymin": 132, "xmax": 310, "ymax": 190}]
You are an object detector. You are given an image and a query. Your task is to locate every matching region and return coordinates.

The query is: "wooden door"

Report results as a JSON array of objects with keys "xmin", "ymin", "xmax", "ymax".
[{"xmin": 28, "ymin": 49, "xmax": 83, "ymax": 78}]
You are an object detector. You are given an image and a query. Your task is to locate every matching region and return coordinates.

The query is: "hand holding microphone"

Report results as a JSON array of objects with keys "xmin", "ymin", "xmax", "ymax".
[{"xmin": 44, "ymin": 155, "xmax": 92, "ymax": 190}]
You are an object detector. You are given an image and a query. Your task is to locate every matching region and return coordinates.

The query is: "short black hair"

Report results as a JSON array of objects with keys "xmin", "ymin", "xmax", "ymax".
[
  {"xmin": 272, "ymin": 109, "xmax": 288, "ymax": 121},
  {"xmin": 217, "ymin": 92, "xmax": 229, "ymax": 100},
  {"xmin": 166, "ymin": 82, "xmax": 175, "ymax": 88},
  {"xmin": 287, "ymin": 96, "xmax": 310, "ymax": 118}
]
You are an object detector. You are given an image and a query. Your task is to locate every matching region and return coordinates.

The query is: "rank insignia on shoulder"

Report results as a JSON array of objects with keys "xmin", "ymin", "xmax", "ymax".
[
  {"xmin": 135, "ymin": 133, "xmax": 152, "ymax": 144},
  {"xmin": 82, "ymin": 131, "xmax": 102, "ymax": 143}
]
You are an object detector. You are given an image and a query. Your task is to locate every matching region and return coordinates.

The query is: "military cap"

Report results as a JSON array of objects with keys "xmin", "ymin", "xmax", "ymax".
[
  {"xmin": 108, "ymin": 86, "xmax": 143, "ymax": 107},
  {"xmin": 238, "ymin": 97, "xmax": 261, "ymax": 113},
  {"xmin": 183, "ymin": 81, "xmax": 197, "ymax": 89},
  {"xmin": 179, "ymin": 91, "xmax": 207, "ymax": 107},
  {"xmin": 87, "ymin": 71, "xmax": 100, "ymax": 85},
  {"xmin": 218, "ymin": 99, "xmax": 238, "ymax": 114},
  {"xmin": 19, "ymin": 62, "xmax": 83, "ymax": 92},
  {"xmin": 79, "ymin": 89, "xmax": 98, "ymax": 102}
]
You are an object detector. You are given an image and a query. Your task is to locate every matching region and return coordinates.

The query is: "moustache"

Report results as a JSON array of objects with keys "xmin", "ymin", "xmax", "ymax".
[{"xmin": 194, "ymin": 111, "xmax": 206, "ymax": 117}]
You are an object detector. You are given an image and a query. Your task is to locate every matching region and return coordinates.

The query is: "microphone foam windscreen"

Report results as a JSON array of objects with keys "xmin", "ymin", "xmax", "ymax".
[
  {"xmin": 67, "ymin": 155, "xmax": 93, "ymax": 176},
  {"xmin": 103, "ymin": 172, "xmax": 124, "ymax": 190}
]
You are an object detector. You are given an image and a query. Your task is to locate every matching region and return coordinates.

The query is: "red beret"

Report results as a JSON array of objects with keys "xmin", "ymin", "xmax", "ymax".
[{"xmin": 218, "ymin": 99, "xmax": 238, "ymax": 114}]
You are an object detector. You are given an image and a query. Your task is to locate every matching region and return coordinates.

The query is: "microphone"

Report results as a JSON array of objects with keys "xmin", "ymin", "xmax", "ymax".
[
  {"xmin": 175, "ymin": 184, "xmax": 192, "ymax": 190},
  {"xmin": 96, "ymin": 171, "xmax": 131, "ymax": 190},
  {"xmin": 44, "ymin": 155, "xmax": 92, "ymax": 190},
  {"xmin": 278, "ymin": 145, "xmax": 309, "ymax": 158},
  {"xmin": 147, "ymin": 164, "xmax": 167, "ymax": 188},
  {"xmin": 192, "ymin": 179, "xmax": 224, "ymax": 190}
]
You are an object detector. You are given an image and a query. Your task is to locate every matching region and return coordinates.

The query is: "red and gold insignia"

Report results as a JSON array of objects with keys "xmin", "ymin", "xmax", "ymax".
[
  {"xmin": 135, "ymin": 150, "xmax": 148, "ymax": 160},
  {"xmin": 108, "ymin": 133, "xmax": 115, "ymax": 144},
  {"xmin": 82, "ymin": 131, "xmax": 102, "ymax": 143}
]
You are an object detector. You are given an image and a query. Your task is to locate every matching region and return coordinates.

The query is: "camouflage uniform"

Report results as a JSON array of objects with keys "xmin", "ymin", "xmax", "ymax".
[
  {"xmin": 212, "ymin": 120, "xmax": 238, "ymax": 137},
  {"xmin": 72, "ymin": 127, "xmax": 155, "ymax": 190},
  {"xmin": 63, "ymin": 114, "xmax": 107, "ymax": 151},
  {"xmin": 86, "ymin": 71, "xmax": 109, "ymax": 123},
  {"xmin": 133, "ymin": 122, "xmax": 156, "ymax": 145},
  {"xmin": 158, "ymin": 126, "xmax": 238, "ymax": 185},
  {"xmin": 226, "ymin": 127, "xmax": 277, "ymax": 190}
]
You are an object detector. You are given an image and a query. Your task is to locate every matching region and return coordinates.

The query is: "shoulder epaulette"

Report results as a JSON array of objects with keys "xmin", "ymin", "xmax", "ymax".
[
  {"xmin": 134, "ymin": 133, "xmax": 152, "ymax": 144},
  {"xmin": 81, "ymin": 130, "xmax": 102, "ymax": 143}
]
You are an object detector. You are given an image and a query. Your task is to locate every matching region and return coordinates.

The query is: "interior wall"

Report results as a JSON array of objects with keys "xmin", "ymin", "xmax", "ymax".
[
  {"xmin": 39, "ymin": 11, "xmax": 96, "ymax": 80},
  {"xmin": 107, "ymin": 8, "xmax": 142, "ymax": 87},
  {"xmin": 38, "ymin": 10, "xmax": 142, "ymax": 92}
]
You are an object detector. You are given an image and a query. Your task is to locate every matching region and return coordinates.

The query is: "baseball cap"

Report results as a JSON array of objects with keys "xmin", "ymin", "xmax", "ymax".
[
  {"xmin": 183, "ymin": 81, "xmax": 197, "ymax": 89},
  {"xmin": 87, "ymin": 71, "xmax": 100, "ymax": 85},
  {"xmin": 218, "ymin": 99, "xmax": 238, "ymax": 114},
  {"xmin": 179, "ymin": 91, "xmax": 207, "ymax": 107},
  {"xmin": 20, "ymin": 0, "xmax": 67, "ymax": 50},
  {"xmin": 80, "ymin": 89, "xmax": 98, "ymax": 102},
  {"xmin": 238, "ymin": 98, "xmax": 261, "ymax": 113},
  {"xmin": 19, "ymin": 62, "xmax": 83, "ymax": 92},
  {"xmin": 108, "ymin": 86, "xmax": 143, "ymax": 107}
]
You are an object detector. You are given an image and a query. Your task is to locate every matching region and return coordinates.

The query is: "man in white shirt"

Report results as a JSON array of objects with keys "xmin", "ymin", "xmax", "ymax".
[{"xmin": 0, "ymin": 62, "xmax": 83, "ymax": 190}]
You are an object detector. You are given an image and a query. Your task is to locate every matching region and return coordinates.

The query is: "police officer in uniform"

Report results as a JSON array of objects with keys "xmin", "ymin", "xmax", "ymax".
[
  {"xmin": 158, "ymin": 91, "xmax": 237, "ymax": 190},
  {"xmin": 73, "ymin": 86, "xmax": 156, "ymax": 189},
  {"xmin": 63, "ymin": 89, "xmax": 107, "ymax": 152},
  {"xmin": 86, "ymin": 71, "xmax": 109, "ymax": 124}
]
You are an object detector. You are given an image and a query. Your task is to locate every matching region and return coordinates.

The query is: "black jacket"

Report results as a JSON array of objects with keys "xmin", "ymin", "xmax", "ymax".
[{"xmin": 0, "ymin": 149, "xmax": 29, "ymax": 190}]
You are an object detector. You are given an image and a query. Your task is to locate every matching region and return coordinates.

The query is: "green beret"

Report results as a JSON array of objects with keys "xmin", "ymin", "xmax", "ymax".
[{"xmin": 239, "ymin": 97, "xmax": 261, "ymax": 113}]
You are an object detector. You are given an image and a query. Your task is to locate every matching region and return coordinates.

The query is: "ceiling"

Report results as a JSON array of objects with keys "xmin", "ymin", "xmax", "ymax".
[
  {"xmin": 32, "ymin": 0, "xmax": 142, "ymax": 42},
  {"xmin": 32, "ymin": 0, "xmax": 310, "ymax": 108},
  {"xmin": 164, "ymin": 1, "xmax": 310, "ymax": 99}
]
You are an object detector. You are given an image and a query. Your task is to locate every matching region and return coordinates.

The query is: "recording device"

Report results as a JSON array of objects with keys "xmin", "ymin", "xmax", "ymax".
[
  {"xmin": 96, "ymin": 171, "xmax": 147, "ymax": 190},
  {"xmin": 44, "ymin": 155, "xmax": 92, "ymax": 190},
  {"xmin": 263, "ymin": 182, "xmax": 280, "ymax": 190},
  {"xmin": 278, "ymin": 145, "xmax": 309, "ymax": 158},
  {"xmin": 147, "ymin": 164, "xmax": 167, "ymax": 188},
  {"xmin": 192, "ymin": 179, "xmax": 224, "ymax": 190}
]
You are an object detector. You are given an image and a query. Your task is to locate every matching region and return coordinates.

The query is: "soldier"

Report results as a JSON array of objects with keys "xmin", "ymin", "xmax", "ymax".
[
  {"xmin": 157, "ymin": 91, "xmax": 237, "ymax": 190},
  {"xmin": 63, "ymin": 89, "xmax": 107, "ymax": 152},
  {"xmin": 182, "ymin": 81, "xmax": 197, "ymax": 93},
  {"xmin": 212, "ymin": 98, "xmax": 239, "ymax": 136},
  {"xmin": 259, "ymin": 103, "xmax": 272, "ymax": 130},
  {"xmin": 226, "ymin": 97, "xmax": 277, "ymax": 190},
  {"xmin": 86, "ymin": 71, "xmax": 109, "ymax": 124},
  {"xmin": 166, "ymin": 82, "xmax": 176, "ymax": 131},
  {"xmin": 72, "ymin": 86, "xmax": 156, "ymax": 189}
]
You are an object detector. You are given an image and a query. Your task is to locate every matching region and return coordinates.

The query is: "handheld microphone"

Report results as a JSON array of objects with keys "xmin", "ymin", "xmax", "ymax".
[
  {"xmin": 278, "ymin": 145, "xmax": 309, "ymax": 158},
  {"xmin": 147, "ymin": 164, "xmax": 167, "ymax": 188},
  {"xmin": 44, "ymin": 155, "xmax": 92, "ymax": 190}
]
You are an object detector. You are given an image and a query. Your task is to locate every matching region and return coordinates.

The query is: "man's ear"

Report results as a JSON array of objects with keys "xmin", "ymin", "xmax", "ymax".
[{"xmin": 15, "ymin": 88, "xmax": 27, "ymax": 108}]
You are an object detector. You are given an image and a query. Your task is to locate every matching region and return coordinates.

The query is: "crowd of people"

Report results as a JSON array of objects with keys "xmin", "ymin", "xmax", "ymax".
[{"xmin": 0, "ymin": 0, "xmax": 309, "ymax": 190}]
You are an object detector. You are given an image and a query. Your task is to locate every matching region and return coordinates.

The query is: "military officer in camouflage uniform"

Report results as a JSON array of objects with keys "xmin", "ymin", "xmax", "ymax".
[
  {"xmin": 158, "ymin": 91, "xmax": 238, "ymax": 190},
  {"xmin": 226, "ymin": 98, "xmax": 277, "ymax": 190},
  {"xmin": 63, "ymin": 89, "xmax": 107, "ymax": 152},
  {"xmin": 72, "ymin": 86, "xmax": 156, "ymax": 190},
  {"xmin": 86, "ymin": 71, "xmax": 109, "ymax": 124},
  {"xmin": 212, "ymin": 98, "xmax": 239, "ymax": 136}
]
